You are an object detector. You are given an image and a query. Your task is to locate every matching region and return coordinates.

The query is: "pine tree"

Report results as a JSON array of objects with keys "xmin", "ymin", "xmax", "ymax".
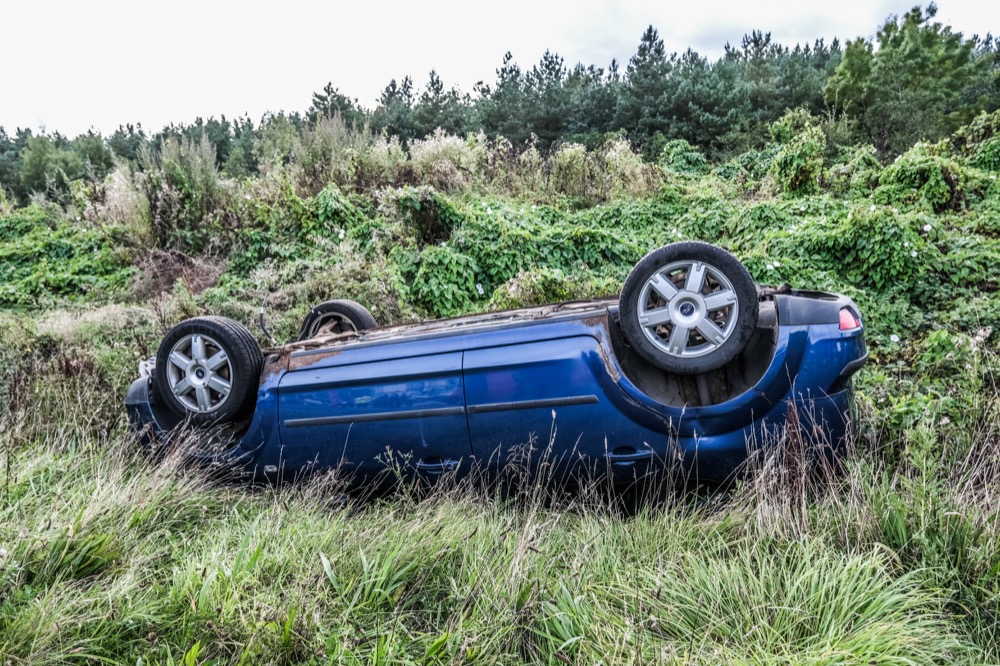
[{"xmin": 617, "ymin": 26, "xmax": 674, "ymax": 144}]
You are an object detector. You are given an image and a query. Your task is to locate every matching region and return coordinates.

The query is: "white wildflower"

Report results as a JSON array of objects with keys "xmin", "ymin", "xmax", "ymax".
[
  {"xmin": 338, "ymin": 229, "xmax": 345, "ymax": 240},
  {"xmin": 940, "ymin": 416, "xmax": 951, "ymax": 426},
  {"xmin": 904, "ymin": 241, "xmax": 909, "ymax": 247},
  {"xmin": 922, "ymin": 224, "xmax": 932, "ymax": 232},
  {"xmin": 773, "ymin": 261, "xmax": 781, "ymax": 267},
  {"xmin": 475, "ymin": 283, "xmax": 485, "ymax": 296},
  {"xmin": 869, "ymin": 204, "xmax": 876, "ymax": 212},
  {"xmin": 766, "ymin": 263, "xmax": 774, "ymax": 270},
  {"xmin": 890, "ymin": 334, "xmax": 900, "ymax": 343},
  {"xmin": 910, "ymin": 250, "xmax": 917, "ymax": 257}
]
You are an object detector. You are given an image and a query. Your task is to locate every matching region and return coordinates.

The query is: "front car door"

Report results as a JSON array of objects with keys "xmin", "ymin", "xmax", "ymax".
[{"xmin": 277, "ymin": 349, "xmax": 470, "ymax": 485}]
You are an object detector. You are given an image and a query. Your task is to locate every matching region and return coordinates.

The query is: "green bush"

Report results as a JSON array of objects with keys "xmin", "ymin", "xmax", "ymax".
[
  {"xmin": 951, "ymin": 109, "xmax": 1000, "ymax": 156},
  {"xmin": 381, "ymin": 185, "xmax": 465, "ymax": 246},
  {"xmin": 770, "ymin": 125, "xmax": 826, "ymax": 195},
  {"xmin": 659, "ymin": 139, "xmax": 708, "ymax": 175},
  {"xmin": 409, "ymin": 244, "xmax": 480, "ymax": 317},
  {"xmin": 828, "ymin": 144, "xmax": 882, "ymax": 196},
  {"xmin": 487, "ymin": 265, "xmax": 618, "ymax": 310},
  {"xmin": 0, "ymin": 205, "xmax": 133, "ymax": 307},
  {"xmin": 768, "ymin": 108, "xmax": 819, "ymax": 145},
  {"xmin": 311, "ymin": 183, "xmax": 365, "ymax": 236},
  {"xmin": 972, "ymin": 137, "xmax": 1000, "ymax": 172},
  {"xmin": 875, "ymin": 142, "xmax": 967, "ymax": 212}
]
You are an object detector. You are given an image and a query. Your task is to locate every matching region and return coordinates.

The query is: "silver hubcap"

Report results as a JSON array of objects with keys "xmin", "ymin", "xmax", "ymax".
[
  {"xmin": 165, "ymin": 333, "xmax": 233, "ymax": 413},
  {"xmin": 637, "ymin": 259, "xmax": 740, "ymax": 359}
]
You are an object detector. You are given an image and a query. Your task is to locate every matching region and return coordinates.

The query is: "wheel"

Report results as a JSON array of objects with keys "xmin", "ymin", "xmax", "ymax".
[
  {"xmin": 153, "ymin": 316, "xmax": 264, "ymax": 426},
  {"xmin": 297, "ymin": 299, "xmax": 378, "ymax": 341},
  {"xmin": 619, "ymin": 242, "xmax": 758, "ymax": 375}
]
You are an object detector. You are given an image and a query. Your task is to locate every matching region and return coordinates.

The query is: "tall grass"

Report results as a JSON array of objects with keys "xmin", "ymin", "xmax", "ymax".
[
  {"xmin": 0, "ymin": 430, "xmax": 984, "ymax": 664},
  {"xmin": 1, "ymin": 351, "xmax": 996, "ymax": 664}
]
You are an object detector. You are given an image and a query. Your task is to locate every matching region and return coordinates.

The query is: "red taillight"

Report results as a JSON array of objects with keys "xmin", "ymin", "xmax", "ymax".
[{"xmin": 839, "ymin": 308, "xmax": 861, "ymax": 331}]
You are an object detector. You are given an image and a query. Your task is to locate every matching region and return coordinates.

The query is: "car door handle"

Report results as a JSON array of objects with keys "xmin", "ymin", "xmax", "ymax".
[
  {"xmin": 415, "ymin": 459, "xmax": 460, "ymax": 475},
  {"xmin": 606, "ymin": 449, "xmax": 654, "ymax": 466}
]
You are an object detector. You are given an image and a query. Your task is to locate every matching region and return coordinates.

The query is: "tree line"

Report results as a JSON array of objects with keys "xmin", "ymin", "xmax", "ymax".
[{"xmin": 1, "ymin": 4, "xmax": 997, "ymax": 205}]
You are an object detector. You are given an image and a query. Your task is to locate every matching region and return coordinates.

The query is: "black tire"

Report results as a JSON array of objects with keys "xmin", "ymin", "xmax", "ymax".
[
  {"xmin": 153, "ymin": 316, "xmax": 264, "ymax": 426},
  {"xmin": 297, "ymin": 299, "xmax": 378, "ymax": 341},
  {"xmin": 619, "ymin": 242, "xmax": 758, "ymax": 375}
]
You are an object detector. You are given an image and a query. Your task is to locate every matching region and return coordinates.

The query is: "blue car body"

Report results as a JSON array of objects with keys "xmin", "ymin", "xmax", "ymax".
[{"xmin": 126, "ymin": 289, "xmax": 867, "ymax": 487}]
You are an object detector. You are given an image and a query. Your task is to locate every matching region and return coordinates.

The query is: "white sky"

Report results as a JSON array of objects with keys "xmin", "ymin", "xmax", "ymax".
[{"xmin": 1, "ymin": 0, "xmax": 996, "ymax": 137}]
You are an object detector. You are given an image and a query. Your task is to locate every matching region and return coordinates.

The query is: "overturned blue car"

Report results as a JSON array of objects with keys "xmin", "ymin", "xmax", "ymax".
[{"xmin": 126, "ymin": 242, "xmax": 867, "ymax": 487}]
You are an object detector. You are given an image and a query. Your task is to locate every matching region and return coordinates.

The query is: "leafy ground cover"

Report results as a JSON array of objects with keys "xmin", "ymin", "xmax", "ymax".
[{"xmin": 1, "ymin": 112, "xmax": 999, "ymax": 663}]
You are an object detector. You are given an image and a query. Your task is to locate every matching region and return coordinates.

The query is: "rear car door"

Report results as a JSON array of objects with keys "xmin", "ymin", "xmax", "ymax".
[{"xmin": 464, "ymin": 335, "xmax": 669, "ymax": 484}]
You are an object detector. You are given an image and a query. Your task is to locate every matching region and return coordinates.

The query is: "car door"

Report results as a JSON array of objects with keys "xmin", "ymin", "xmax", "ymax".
[
  {"xmin": 464, "ymin": 335, "xmax": 667, "ymax": 485},
  {"xmin": 277, "ymin": 349, "xmax": 471, "ymax": 484}
]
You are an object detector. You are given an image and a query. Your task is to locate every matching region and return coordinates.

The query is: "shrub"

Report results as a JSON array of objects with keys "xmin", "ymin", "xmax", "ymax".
[
  {"xmin": 768, "ymin": 108, "xmax": 819, "ymax": 145},
  {"xmin": 729, "ymin": 202, "xmax": 796, "ymax": 238},
  {"xmin": 409, "ymin": 244, "xmax": 480, "ymax": 317},
  {"xmin": 487, "ymin": 265, "xmax": 618, "ymax": 310},
  {"xmin": 253, "ymin": 113, "xmax": 303, "ymax": 176},
  {"xmin": 514, "ymin": 142, "xmax": 546, "ymax": 194},
  {"xmin": 875, "ymin": 142, "xmax": 967, "ymax": 212},
  {"xmin": 659, "ymin": 139, "xmax": 708, "ymax": 175},
  {"xmin": 828, "ymin": 144, "xmax": 882, "ymax": 196},
  {"xmin": 408, "ymin": 129, "xmax": 478, "ymax": 193},
  {"xmin": 140, "ymin": 136, "xmax": 230, "ymax": 252},
  {"xmin": 84, "ymin": 163, "xmax": 150, "ymax": 242},
  {"xmin": 600, "ymin": 138, "xmax": 662, "ymax": 197},
  {"xmin": 770, "ymin": 125, "xmax": 826, "ymax": 195},
  {"xmin": 296, "ymin": 114, "xmax": 373, "ymax": 194},
  {"xmin": 971, "ymin": 137, "xmax": 1000, "ymax": 172},
  {"xmin": 789, "ymin": 205, "xmax": 934, "ymax": 292},
  {"xmin": 312, "ymin": 184, "xmax": 366, "ymax": 236},
  {"xmin": 0, "ymin": 205, "xmax": 134, "ymax": 306},
  {"xmin": 379, "ymin": 186, "xmax": 465, "ymax": 246},
  {"xmin": 549, "ymin": 143, "xmax": 592, "ymax": 199},
  {"xmin": 130, "ymin": 249, "xmax": 223, "ymax": 300},
  {"xmin": 353, "ymin": 134, "xmax": 408, "ymax": 189},
  {"xmin": 675, "ymin": 196, "xmax": 734, "ymax": 240},
  {"xmin": 951, "ymin": 109, "xmax": 1000, "ymax": 156},
  {"xmin": 722, "ymin": 144, "xmax": 782, "ymax": 188}
]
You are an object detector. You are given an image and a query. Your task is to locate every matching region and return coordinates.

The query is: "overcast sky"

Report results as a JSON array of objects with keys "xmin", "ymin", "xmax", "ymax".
[{"xmin": 2, "ymin": 0, "xmax": 996, "ymax": 137}]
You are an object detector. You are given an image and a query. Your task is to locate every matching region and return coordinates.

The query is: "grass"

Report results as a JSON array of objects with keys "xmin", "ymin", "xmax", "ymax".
[{"xmin": 1, "ymin": 390, "xmax": 997, "ymax": 664}]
